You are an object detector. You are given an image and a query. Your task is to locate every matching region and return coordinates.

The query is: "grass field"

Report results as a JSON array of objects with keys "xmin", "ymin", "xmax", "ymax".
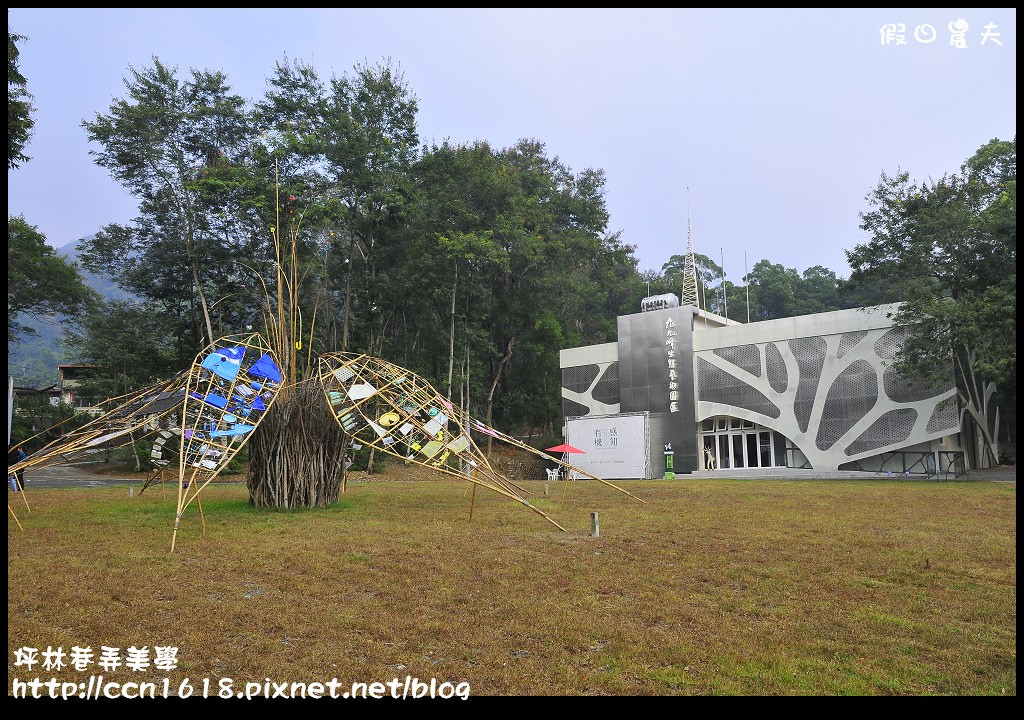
[{"xmin": 7, "ymin": 476, "xmax": 1016, "ymax": 696}]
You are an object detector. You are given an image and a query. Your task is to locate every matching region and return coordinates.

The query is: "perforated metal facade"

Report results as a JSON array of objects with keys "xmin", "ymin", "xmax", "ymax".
[
  {"xmin": 697, "ymin": 358, "xmax": 780, "ymax": 419},
  {"xmin": 712, "ymin": 344, "xmax": 761, "ymax": 377},
  {"xmin": 926, "ymin": 398, "xmax": 958, "ymax": 433},
  {"xmin": 591, "ymin": 362, "xmax": 620, "ymax": 405},
  {"xmin": 562, "ymin": 364, "xmax": 600, "ymax": 394},
  {"xmin": 562, "ymin": 397, "xmax": 591, "ymax": 419},
  {"xmin": 789, "ymin": 337, "xmax": 827, "ymax": 433},
  {"xmin": 559, "ymin": 348, "xmax": 620, "ymax": 419},
  {"xmin": 815, "ymin": 360, "xmax": 878, "ymax": 450},
  {"xmin": 883, "ymin": 366, "xmax": 954, "ymax": 403},
  {"xmin": 846, "ymin": 409, "xmax": 918, "ymax": 455},
  {"xmin": 837, "ymin": 331, "xmax": 867, "ymax": 359},
  {"xmin": 765, "ymin": 342, "xmax": 788, "ymax": 393},
  {"xmin": 874, "ymin": 326, "xmax": 910, "ymax": 359},
  {"xmin": 562, "ymin": 303, "xmax": 971, "ymax": 475},
  {"xmin": 692, "ymin": 306, "xmax": 968, "ymax": 471}
]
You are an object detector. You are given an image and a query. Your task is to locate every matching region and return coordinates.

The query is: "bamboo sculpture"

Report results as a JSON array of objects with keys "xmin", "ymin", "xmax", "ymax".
[
  {"xmin": 9, "ymin": 337, "xmax": 644, "ymax": 544},
  {"xmin": 317, "ymin": 352, "xmax": 645, "ymax": 534},
  {"xmin": 9, "ymin": 161, "xmax": 648, "ymax": 543},
  {"xmin": 8, "ymin": 373, "xmax": 189, "ymax": 530},
  {"xmin": 170, "ymin": 332, "xmax": 283, "ymax": 551}
]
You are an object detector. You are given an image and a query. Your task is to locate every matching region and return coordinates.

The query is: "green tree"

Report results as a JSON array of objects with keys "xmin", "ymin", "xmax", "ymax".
[
  {"xmin": 8, "ymin": 216, "xmax": 97, "ymax": 342},
  {"xmin": 847, "ymin": 137, "xmax": 1016, "ymax": 447},
  {"xmin": 488, "ymin": 140, "xmax": 626, "ymax": 435},
  {"xmin": 403, "ymin": 141, "xmax": 515, "ymax": 392},
  {"xmin": 9, "ymin": 394, "xmax": 81, "ymax": 452},
  {"xmin": 661, "ymin": 252, "xmax": 727, "ymax": 314},
  {"xmin": 243, "ymin": 57, "xmax": 420, "ymax": 489},
  {"xmin": 80, "ymin": 57, "xmax": 256, "ymax": 348},
  {"xmin": 8, "ymin": 30, "xmax": 34, "ymax": 169},
  {"xmin": 255, "ymin": 56, "xmax": 420, "ymax": 357},
  {"xmin": 71, "ymin": 50, "xmax": 644, "ymax": 502},
  {"xmin": 745, "ymin": 260, "xmax": 801, "ymax": 321},
  {"xmin": 403, "ymin": 138, "xmax": 635, "ymax": 440},
  {"xmin": 62, "ymin": 299, "xmax": 182, "ymax": 399},
  {"xmin": 794, "ymin": 265, "xmax": 848, "ymax": 315}
]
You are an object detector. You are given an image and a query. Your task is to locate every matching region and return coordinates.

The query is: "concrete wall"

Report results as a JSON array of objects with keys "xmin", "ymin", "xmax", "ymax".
[
  {"xmin": 560, "ymin": 303, "xmax": 975, "ymax": 475},
  {"xmin": 692, "ymin": 304, "xmax": 961, "ymax": 470}
]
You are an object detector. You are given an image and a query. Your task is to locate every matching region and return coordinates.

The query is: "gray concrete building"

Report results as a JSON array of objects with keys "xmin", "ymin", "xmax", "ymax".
[{"xmin": 559, "ymin": 301, "xmax": 1000, "ymax": 479}]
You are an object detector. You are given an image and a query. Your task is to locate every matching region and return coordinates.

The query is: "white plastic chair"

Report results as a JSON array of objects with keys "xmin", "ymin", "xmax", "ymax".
[{"xmin": 545, "ymin": 467, "xmax": 560, "ymax": 481}]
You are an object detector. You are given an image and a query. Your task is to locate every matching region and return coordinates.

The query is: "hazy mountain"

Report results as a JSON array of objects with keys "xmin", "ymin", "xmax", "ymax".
[
  {"xmin": 8, "ymin": 238, "xmax": 133, "ymax": 389},
  {"xmin": 57, "ymin": 239, "xmax": 134, "ymax": 303}
]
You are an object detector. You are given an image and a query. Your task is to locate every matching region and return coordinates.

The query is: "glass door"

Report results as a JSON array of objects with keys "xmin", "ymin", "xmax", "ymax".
[{"xmin": 700, "ymin": 416, "xmax": 786, "ymax": 470}]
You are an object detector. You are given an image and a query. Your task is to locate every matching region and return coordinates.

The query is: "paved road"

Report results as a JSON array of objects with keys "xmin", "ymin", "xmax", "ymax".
[
  {"xmin": 969, "ymin": 465, "xmax": 1017, "ymax": 483},
  {"xmin": 15, "ymin": 462, "xmax": 140, "ymax": 488},
  {"xmin": 11, "ymin": 460, "xmax": 1015, "ymax": 489}
]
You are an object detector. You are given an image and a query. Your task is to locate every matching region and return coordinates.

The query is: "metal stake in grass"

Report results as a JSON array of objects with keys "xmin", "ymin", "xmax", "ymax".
[{"xmin": 591, "ymin": 511, "xmax": 600, "ymax": 538}]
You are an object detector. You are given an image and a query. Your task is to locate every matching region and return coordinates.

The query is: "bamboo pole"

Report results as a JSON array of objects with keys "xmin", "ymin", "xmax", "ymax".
[
  {"xmin": 139, "ymin": 465, "xmax": 170, "ymax": 497},
  {"xmin": 8, "ymin": 503, "xmax": 23, "ymax": 532},
  {"xmin": 196, "ymin": 490, "xmax": 206, "ymax": 536},
  {"xmin": 467, "ymin": 420, "xmax": 647, "ymax": 505},
  {"xmin": 15, "ymin": 475, "xmax": 30, "ymax": 512},
  {"xmin": 8, "ymin": 376, "xmax": 186, "ymax": 488}
]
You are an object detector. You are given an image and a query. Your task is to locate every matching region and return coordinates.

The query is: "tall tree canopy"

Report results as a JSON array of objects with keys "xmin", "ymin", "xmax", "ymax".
[
  {"xmin": 77, "ymin": 55, "xmax": 637, "ymax": 445},
  {"xmin": 658, "ymin": 253, "xmax": 850, "ymax": 322},
  {"xmin": 68, "ymin": 51, "xmax": 1010, "ymax": 485},
  {"xmin": 80, "ymin": 57, "xmax": 258, "ymax": 355},
  {"xmin": 8, "ymin": 30, "xmax": 34, "ymax": 169},
  {"xmin": 254, "ymin": 56, "xmax": 422, "ymax": 359},
  {"xmin": 8, "ymin": 217, "xmax": 97, "ymax": 343},
  {"xmin": 72, "ymin": 54, "xmax": 638, "ymax": 502},
  {"xmin": 847, "ymin": 137, "xmax": 1016, "ymax": 439},
  {"xmin": 62, "ymin": 299, "xmax": 181, "ymax": 399}
]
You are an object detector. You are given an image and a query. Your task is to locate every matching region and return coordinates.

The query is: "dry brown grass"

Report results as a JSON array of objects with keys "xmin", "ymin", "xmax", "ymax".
[{"xmin": 7, "ymin": 469, "xmax": 1016, "ymax": 696}]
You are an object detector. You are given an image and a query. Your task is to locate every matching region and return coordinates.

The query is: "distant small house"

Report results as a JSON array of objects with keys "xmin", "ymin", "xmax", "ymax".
[
  {"xmin": 11, "ymin": 382, "xmax": 62, "ymax": 409},
  {"xmin": 57, "ymin": 364, "xmax": 104, "ymax": 416},
  {"xmin": 10, "ymin": 382, "xmax": 62, "ymax": 436}
]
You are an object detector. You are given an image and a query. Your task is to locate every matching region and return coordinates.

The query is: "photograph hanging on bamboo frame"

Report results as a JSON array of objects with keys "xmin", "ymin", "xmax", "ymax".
[{"xmin": 171, "ymin": 332, "xmax": 284, "ymax": 551}]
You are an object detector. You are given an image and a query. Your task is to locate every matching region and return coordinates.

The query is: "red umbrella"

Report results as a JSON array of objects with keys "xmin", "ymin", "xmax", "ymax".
[
  {"xmin": 545, "ymin": 443, "xmax": 584, "ymax": 484},
  {"xmin": 545, "ymin": 443, "xmax": 585, "ymax": 454}
]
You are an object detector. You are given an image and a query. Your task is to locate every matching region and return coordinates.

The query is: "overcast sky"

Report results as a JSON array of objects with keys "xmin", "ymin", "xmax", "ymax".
[{"xmin": 7, "ymin": 8, "xmax": 1017, "ymax": 280}]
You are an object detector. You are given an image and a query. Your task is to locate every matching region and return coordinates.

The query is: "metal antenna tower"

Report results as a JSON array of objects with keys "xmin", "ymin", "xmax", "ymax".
[{"xmin": 681, "ymin": 187, "xmax": 700, "ymax": 308}]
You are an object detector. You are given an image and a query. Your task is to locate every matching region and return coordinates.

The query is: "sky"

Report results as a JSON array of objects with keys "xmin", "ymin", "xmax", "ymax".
[{"xmin": 7, "ymin": 8, "xmax": 1017, "ymax": 280}]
